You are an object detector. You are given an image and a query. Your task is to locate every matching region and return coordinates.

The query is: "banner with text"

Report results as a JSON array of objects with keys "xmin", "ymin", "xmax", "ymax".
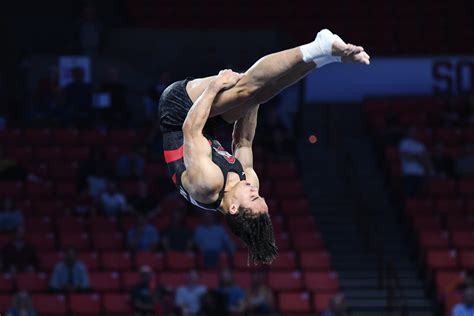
[{"xmin": 304, "ymin": 56, "xmax": 474, "ymax": 103}]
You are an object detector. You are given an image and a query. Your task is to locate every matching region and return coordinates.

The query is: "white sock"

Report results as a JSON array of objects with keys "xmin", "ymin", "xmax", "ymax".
[{"xmin": 300, "ymin": 29, "xmax": 335, "ymax": 63}]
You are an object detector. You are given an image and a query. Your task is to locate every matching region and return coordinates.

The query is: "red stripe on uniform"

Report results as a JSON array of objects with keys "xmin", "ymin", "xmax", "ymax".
[
  {"xmin": 171, "ymin": 173, "xmax": 177, "ymax": 184},
  {"xmin": 164, "ymin": 146, "xmax": 184, "ymax": 163}
]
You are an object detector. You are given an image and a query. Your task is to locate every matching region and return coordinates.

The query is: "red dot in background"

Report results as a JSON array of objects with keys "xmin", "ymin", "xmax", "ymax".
[{"xmin": 308, "ymin": 135, "xmax": 317, "ymax": 144}]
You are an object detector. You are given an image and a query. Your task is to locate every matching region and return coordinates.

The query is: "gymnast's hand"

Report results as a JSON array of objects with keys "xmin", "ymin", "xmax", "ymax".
[{"xmin": 211, "ymin": 69, "xmax": 245, "ymax": 91}]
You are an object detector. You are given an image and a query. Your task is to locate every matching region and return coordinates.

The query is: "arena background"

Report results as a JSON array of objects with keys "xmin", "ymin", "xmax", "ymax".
[{"xmin": 0, "ymin": 0, "xmax": 473, "ymax": 315}]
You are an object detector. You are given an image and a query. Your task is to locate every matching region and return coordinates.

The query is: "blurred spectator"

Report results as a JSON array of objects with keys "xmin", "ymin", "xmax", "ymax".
[
  {"xmin": 193, "ymin": 212, "xmax": 235, "ymax": 269},
  {"xmin": 175, "ymin": 270, "xmax": 207, "ymax": 316},
  {"xmin": 452, "ymin": 285, "xmax": 474, "ymax": 316},
  {"xmin": 198, "ymin": 289, "xmax": 228, "ymax": 316},
  {"xmin": 31, "ymin": 66, "xmax": 59, "ymax": 120},
  {"xmin": 455, "ymin": 145, "xmax": 474, "ymax": 178},
  {"xmin": 128, "ymin": 181, "xmax": 160, "ymax": 217},
  {"xmin": 0, "ymin": 145, "xmax": 29, "ymax": 181},
  {"xmin": 465, "ymin": 95, "xmax": 474, "ymax": 125},
  {"xmin": 217, "ymin": 268, "xmax": 245, "ymax": 313},
  {"xmin": 399, "ymin": 127, "xmax": 432, "ymax": 197},
  {"xmin": 130, "ymin": 265, "xmax": 169, "ymax": 316},
  {"xmin": 60, "ymin": 67, "xmax": 92, "ymax": 124},
  {"xmin": 322, "ymin": 293, "xmax": 349, "ymax": 316},
  {"xmin": 6, "ymin": 291, "xmax": 37, "ymax": 316},
  {"xmin": 2, "ymin": 227, "xmax": 38, "ymax": 272},
  {"xmin": 99, "ymin": 67, "xmax": 128, "ymax": 124},
  {"xmin": 162, "ymin": 210, "xmax": 192, "ymax": 251},
  {"xmin": 116, "ymin": 146, "xmax": 145, "ymax": 179},
  {"xmin": 439, "ymin": 97, "xmax": 461, "ymax": 128},
  {"xmin": 127, "ymin": 215, "xmax": 159, "ymax": 252},
  {"xmin": 431, "ymin": 143, "xmax": 454, "ymax": 178},
  {"xmin": 0, "ymin": 198, "xmax": 23, "ymax": 232},
  {"xmin": 77, "ymin": 148, "xmax": 110, "ymax": 194},
  {"xmin": 243, "ymin": 271, "xmax": 274, "ymax": 314},
  {"xmin": 49, "ymin": 247, "xmax": 90, "ymax": 292},
  {"xmin": 142, "ymin": 72, "xmax": 172, "ymax": 121},
  {"xmin": 78, "ymin": 3, "xmax": 102, "ymax": 56},
  {"xmin": 99, "ymin": 181, "xmax": 128, "ymax": 215}
]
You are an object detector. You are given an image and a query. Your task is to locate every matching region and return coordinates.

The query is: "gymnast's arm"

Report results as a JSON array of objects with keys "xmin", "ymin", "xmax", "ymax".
[
  {"xmin": 232, "ymin": 105, "xmax": 260, "ymax": 188},
  {"xmin": 181, "ymin": 70, "xmax": 244, "ymax": 200}
]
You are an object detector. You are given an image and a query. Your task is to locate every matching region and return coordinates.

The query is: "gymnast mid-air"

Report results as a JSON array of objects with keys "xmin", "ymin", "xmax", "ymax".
[{"xmin": 158, "ymin": 29, "xmax": 370, "ymax": 264}]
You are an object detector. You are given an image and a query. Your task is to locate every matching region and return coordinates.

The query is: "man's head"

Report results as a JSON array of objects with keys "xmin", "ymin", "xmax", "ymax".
[
  {"xmin": 222, "ymin": 181, "xmax": 277, "ymax": 265},
  {"xmin": 464, "ymin": 286, "xmax": 474, "ymax": 306},
  {"xmin": 219, "ymin": 268, "xmax": 234, "ymax": 287}
]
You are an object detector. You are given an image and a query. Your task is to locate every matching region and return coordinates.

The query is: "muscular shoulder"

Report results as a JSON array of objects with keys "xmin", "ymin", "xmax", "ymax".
[{"xmin": 181, "ymin": 163, "xmax": 224, "ymax": 204}]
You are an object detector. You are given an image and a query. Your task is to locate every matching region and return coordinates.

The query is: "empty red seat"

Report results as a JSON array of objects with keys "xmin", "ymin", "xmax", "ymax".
[
  {"xmin": 452, "ymin": 231, "xmax": 474, "ymax": 249},
  {"xmin": 313, "ymin": 293, "xmax": 336, "ymax": 313},
  {"xmin": 411, "ymin": 215, "xmax": 442, "ymax": 231},
  {"xmin": 419, "ymin": 230, "xmax": 450, "ymax": 249},
  {"xmin": 445, "ymin": 291, "xmax": 463, "ymax": 316},
  {"xmin": 0, "ymin": 294, "xmax": 12, "ymax": 311},
  {"xmin": 435, "ymin": 128, "xmax": 462, "ymax": 144},
  {"xmin": 434, "ymin": 199, "xmax": 464, "ymax": 215},
  {"xmin": 458, "ymin": 180, "xmax": 474, "ymax": 196},
  {"xmin": 101, "ymin": 252, "xmax": 132, "ymax": 271},
  {"xmin": 55, "ymin": 181, "xmax": 78, "ymax": 198},
  {"xmin": 199, "ymin": 271, "xmax": 219, "ymax": 288},
  {"xmin": 26, "ymin": 181, "xmax": 53, "ymax": 198},
  {"xmin": 78, "ymin": 252, "xmax": 100, "ymax": 271},
  {"xmin": 89, "ymin": 217, "xmax": 119, "ymax": 233},
  {"xmin": 159, "ymin": 272, "xmax": 186, "ymax": 289},
  {"xmin": 70, "ymin": 293, "xmax": 102, "ymax": 316},
  {"xmin": 89, "ymin": 272, "xmax": 121, "ymax": 292},
  {"xmin": 39, "ymin": 252, "xmax": 63, "ymax": 271},
  {"xmin": 287, "ymin": 216, "xmax": 317, "ymax": 233},
  {"xmin": 293, "ymin": 232, "xmax": 324, "ymax": 250},
  {"xmin": 93, "ymin": 233, "xmax": 123, "ymax": 251},
  {"xmin": 304, "ymin": 272, "xmax": 339, "ymax": 292},
  {"xmin": 0, "ymin": 274, "xmax": 13, "ymax": 292},
  {"xmin": 103, "ymin": 293, "xmax": 132, "ymax": 316},
  {"xmin": 446, "ymin": 215, "xmax": 474, "ymax": 229},
  {"xmin": 78, "ymin": 130, "xmax": 107, "ymax": 146},
  {"xmin": 281, "ymin": 198, "xmax": 310, "ymax": 216},
  {"xmin": 270, "ymin": 251, "xmax": 297, "ymax": 270},
  {"xmin": 268, "ymin": 271, "xmax": 303, "ymax": 290},
  {"xmin": 122, "ymin": 272, "xmax": 139, "ymax": 290},
  {"xmin": 51, "ymin": 129, "xmax": 79, "ymax": 145},
  {"xmin": 56, "ymin": 216, "xmax": 86, "ymax": 233},
  {"xmin": 136, "ymin": 252, "xmax": 165, "ymax": 270},
  {"xmin": 435, "ymin": 270, "xmax": 465, "ymax": 298},
  {"xmin": 24, "ymin": 129, "xmax": 51, "ymax": 144},
  {"xmin": 16, "ymin": 272, "xmax": 49, "ymax": 292},
  {"xmin": 459, "ymin": 251, "xmax": 474, "ymax": 269},
  {"xmin": 61, "ymin": 147, "xmax": 90, "ymax": 161},
  {"xmin": 0, "ymin": 181, "xmax": 23, "ymax": 198},
  {"xmin": 27, "ymin": 233, "xmax": 55, "ymax": 251},
  {"xmin": 34, "ymin": 146, "xmax": 62, "ymax": 161},
  {"xmin": 405, "ymin": 198, "xmax": 433, "ymax": 215},
  {"xmin": 429, "ymin": 180, "xmax": 457, "ymax": 197},
  {"xmin": 24, "ymin": 216, "xmax": 53, "ymax": 234},
  {"xmin": 278, "ymin": 292, "xmax": 311, "ymax": 313},
  {"xmin": 300, "ymin": 251, "xmax": 331, "ymax": 271},
  {"xmin": 60, "ymin": 232, "xmax": 89, "ymax": 250},
  {"xmin": 266, "ymin": 162, "xmax": 297, "ymax": 179},
  {"xmin": 426, "ymin": 250, "xmax": 459, "ymax": 271},
  {"xmin": 234, "ymin": 272, "xmax": 252, "ymax": 288},
  {"xmin": 274, "ymin": 181, "xmax": 304, "ymax": 198},
  {"xmin": 165, "ymin": 251, "xmax": 196, "ymax": 270},
  {"xmin": 108, "ymin": 130, "xmax": 138, "ymax": 145},
  {"xmin": 33, "ymin": 295, "xmax": 67, "ymax": 316}
]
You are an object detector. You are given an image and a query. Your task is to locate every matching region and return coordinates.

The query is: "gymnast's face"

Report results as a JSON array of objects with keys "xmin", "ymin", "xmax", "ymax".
[{"xmin": 230, "ymin": 181, "xmax": 268, "ymax": 215}]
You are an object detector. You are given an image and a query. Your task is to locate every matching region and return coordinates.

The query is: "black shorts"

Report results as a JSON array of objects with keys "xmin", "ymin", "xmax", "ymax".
[
  {"xmin": 158, "ymin": 77, "xmax": 231, "ymax": 188},
  {"xmin": 158, "ymin": 77, "xmax": 228, "ymax": 134}
]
